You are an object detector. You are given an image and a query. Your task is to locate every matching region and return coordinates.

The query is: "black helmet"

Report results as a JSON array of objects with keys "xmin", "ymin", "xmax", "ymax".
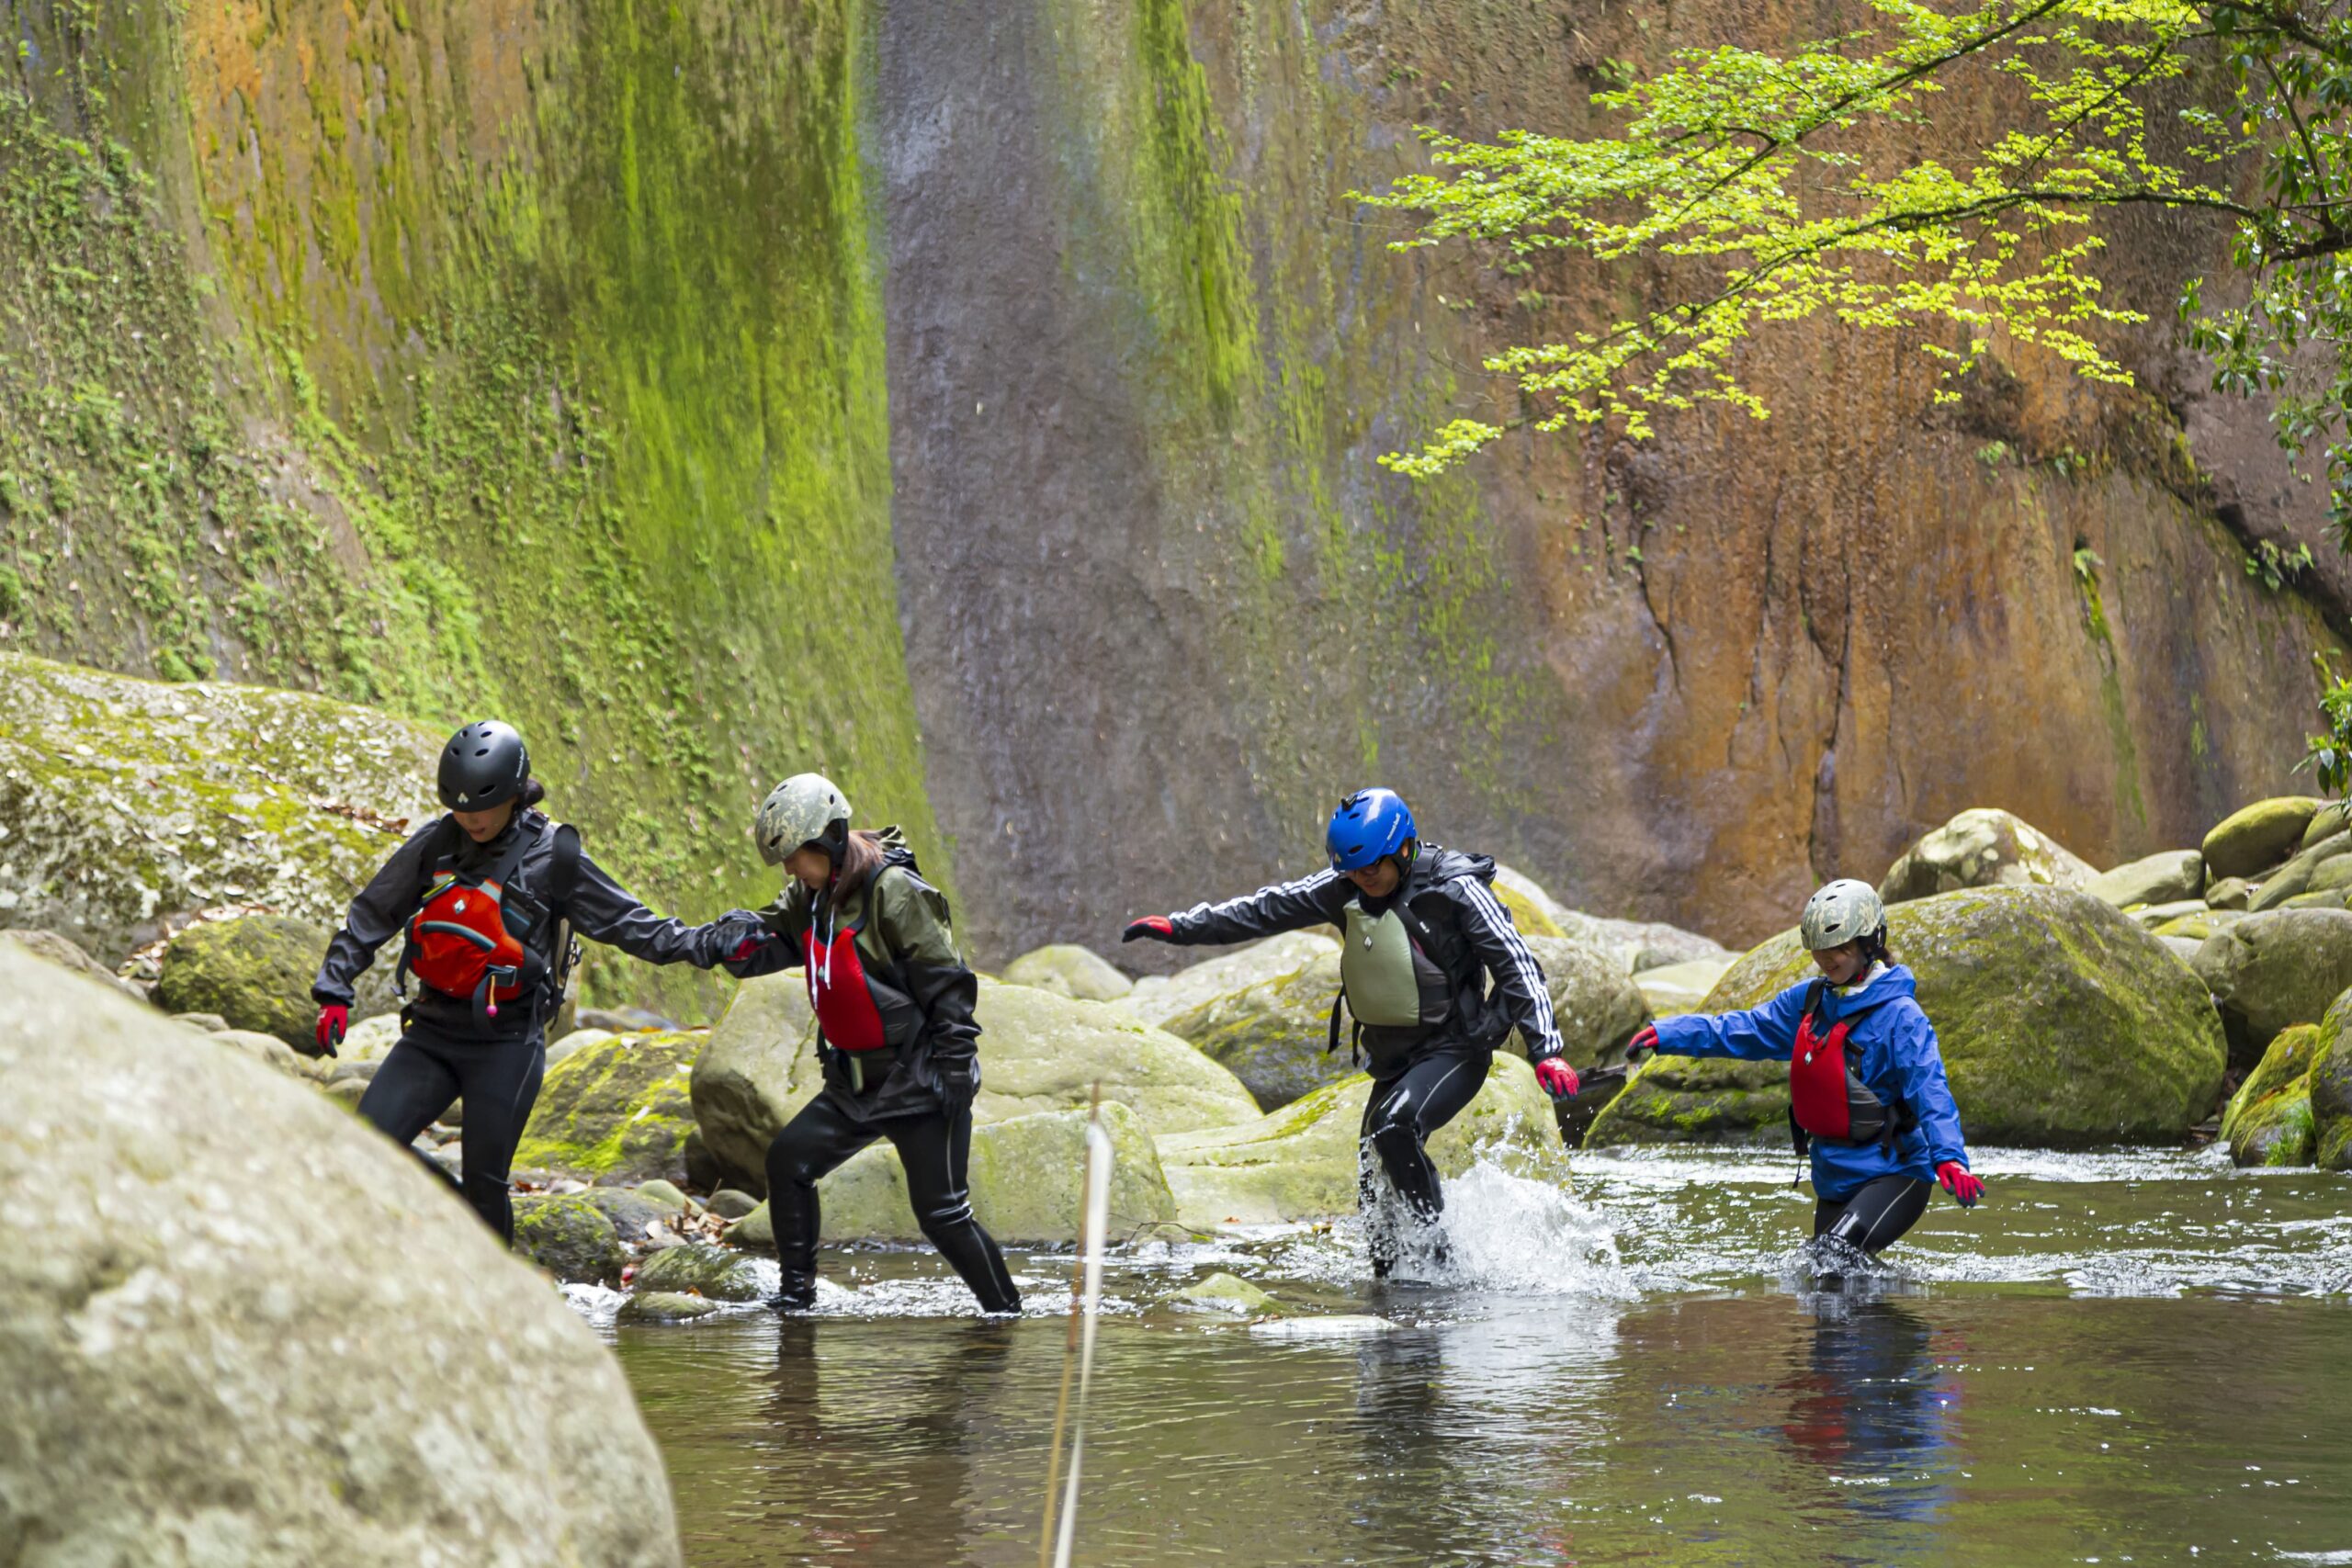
[{"xmin": 438, "ymin": 721, "xmax": 530, "ymax": 811}]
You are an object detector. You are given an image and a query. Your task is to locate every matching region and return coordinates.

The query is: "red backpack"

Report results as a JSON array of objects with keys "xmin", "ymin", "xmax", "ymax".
[{"xmin": 396, "ymin": 818, "xmax": 582, "ymax": 1026}]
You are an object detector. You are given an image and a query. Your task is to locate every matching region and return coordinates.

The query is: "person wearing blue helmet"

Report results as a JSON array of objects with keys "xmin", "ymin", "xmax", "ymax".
[{"xmin": 1123, "ymin": 788, "xmax": 1578, "ymax": 1275}]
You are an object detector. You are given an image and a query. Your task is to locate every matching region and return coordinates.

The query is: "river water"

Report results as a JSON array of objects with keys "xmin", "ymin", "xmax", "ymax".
[{"xmin": 602, "ymin": 1147, "xmax": 2352, "ymax": 1566}]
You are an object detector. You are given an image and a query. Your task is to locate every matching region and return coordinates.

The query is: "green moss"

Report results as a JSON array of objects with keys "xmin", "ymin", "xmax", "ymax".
[{"xmin": 514, "ymin": 1029, "xmax": 702, "ymax": 1180}]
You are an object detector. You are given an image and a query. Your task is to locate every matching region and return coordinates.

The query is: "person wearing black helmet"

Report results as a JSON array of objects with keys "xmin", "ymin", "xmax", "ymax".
[
  {"xmin": 1122, "ymin": 788, "xmax": 1578, "ymax": 1276},
  {"xmin": 311, "ymin": 720, "xmax": 773, "ymax": 1242}
]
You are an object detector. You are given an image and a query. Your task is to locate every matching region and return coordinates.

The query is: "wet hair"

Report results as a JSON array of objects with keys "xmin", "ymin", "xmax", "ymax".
[
  {"xmin": 831, "ymin": 827, "xmax": 886, "ymax": 894},
  {"xmin": 518, "ymin": 777, "xmax": 547, "ymax": 810}
]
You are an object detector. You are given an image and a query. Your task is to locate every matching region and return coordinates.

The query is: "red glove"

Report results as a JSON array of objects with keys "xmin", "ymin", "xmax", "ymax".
[
  {"xmin": 1532, "ymin": 1056, "xmax": 1580, "ymax": 1100},
  {"xmin": 1122, "ymin": 916, "xmax": 1176, "ymax": 943},
  {"xmin": 314, "ymin": 1003, "xmax": 347, "ymax": 1057},
  {"xmin": 1937, "ymin": 1161, "xmax": 1984, "ymax": 1207},
  {"xmin": 1626, "ymin": 1024, "xmax": 1659, "ymax": 1061}
]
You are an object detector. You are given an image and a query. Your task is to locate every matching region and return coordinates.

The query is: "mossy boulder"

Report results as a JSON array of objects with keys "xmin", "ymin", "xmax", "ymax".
[
  {"xmin": 1599, "ymin": 886, "xmax": 2226, "ymax": 1145},
  {"xmin": 634, "ymin": 1242, "xmax": 765, "ymax": 1303},
  {"xmin": 2304, "ymin": 802, "xmax": 2352, "ymax": 851},
  {"xmin": 1117, "ymin": 931, "xmax": 1340, "ymax": 1030},
  {"xmin": 1519, "ymin": 935, "xmax": 1653, "ymax": 1065},
  {"xmin": 152, "ymin": 913, "xmax": 392, "ymax": 1050},
  {"xmin": 689, "ymin": 969, "xmax": 820, "ymax": 1190},
  {"xmin": 1162, "ymin": 950, "xmax": 1353, "ymax": 1111},
  {"xmin": 2203, "ymin": 796, "xmax": 2325, "ymax": 882},
  {"xmin": 1878, "ymin": 808, "xmax": 2095, "ymax": 905},
  {"xmin": 1156, "ymin": 1054, "xmax": 1566, "ymax": 1226},
  {"xmin": 2221, "ymin": 1023, "xmax": 2321, "ymax": 1167},
  {"xmin": 818, "ymin": 1101, "xmax": 1177, "ymax": 1244},
  {"xmin": 1493, "ymin": 864, "xmax": 1726, "ymax": 970},
  {"xmin": 1001, "ymin": 943, "xmax": 1133, "ymax": 1001},
  {"xmin": 2191, "ymin": 909, "xmax": 2352, "ymax": 1071},
  {"xmin": 617, "ymin": 1292, "xmax": 723, "ymax": 1325},
  {"xmin": 2309, "ymin": 991, "xmax": 2352, "ymax": 1171},
  {"xmin": 1488, "ymin": 870, "xmax": 1566, "ymax": 937},
  {"xmin": 510, "ymin": 1193, "xmax": 628, "ymax": 1285},
  {"xmin": 2247, "ymin": 832, "xmax": 2352, "ymax": 912},
  {"xmin": 2207, "ymin": 876, "xmax": 2256, "ymax": 911},
  {"xmin": 2152, "ymin": 908, "xmax": 2246, "ymax": 942},
  {"xmin": 2086, "ymin": 851, "xmax": 2205, "ymax": 909},
  {"xmin": 514, "ymin": 1030, "xmax": 703, "ymax": 1184},
  {"xmin": 1634, "ymin": 956, "xmax": 1736, "ymax": 1019},
  {"xmin": 0, "ymin": 652, "xmax": 440, "ymax": 963},
  {"xmin": 0, "ymin": 944, "xmax": 679, "ymax": 1564},
  {"xmin": 0, "ymin": 927, "xmax": 141, "ymax": 999}
]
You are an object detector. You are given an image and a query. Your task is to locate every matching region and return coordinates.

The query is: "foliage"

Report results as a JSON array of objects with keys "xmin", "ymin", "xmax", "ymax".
[
  {"xmin": 2299, "ymin": 649, "xmax": 2352, "ymax": 795},
  {"xmin": 1359, "ymin": 0, "xmax": 2352, "ymax": 543},
  {"xmin": 2246, "ymin": 536, "xmax": 2317, "ymax": 588}
]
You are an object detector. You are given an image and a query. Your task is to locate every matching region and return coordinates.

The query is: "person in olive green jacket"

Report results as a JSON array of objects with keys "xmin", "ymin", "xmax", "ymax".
[{"xmin": 726, "ymin": 773, "xmax": 1020, "ymax": 1314}]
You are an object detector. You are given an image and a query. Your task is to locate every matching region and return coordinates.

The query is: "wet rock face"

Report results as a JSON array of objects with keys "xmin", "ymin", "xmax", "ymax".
[
  {"xmin": 0, "ymin": 943, "xmax": 682, "ymax": 1566},
  {"xmin": 0, "ymin": 652, "xmax": 438, "ymax": 963}
]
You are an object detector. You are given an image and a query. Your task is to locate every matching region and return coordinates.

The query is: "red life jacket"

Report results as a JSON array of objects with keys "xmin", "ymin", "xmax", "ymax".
[
  {"xmin": 396, "ymin": 818, "xmax": 579, "ymax": 1027},
  {"xmin": 1787, "ymin": 981, "xmax": 1912, "ymax": 1155},
  {"xmin": 805, "ymin": 916, "xmax": 890, "ymax": 1054}
]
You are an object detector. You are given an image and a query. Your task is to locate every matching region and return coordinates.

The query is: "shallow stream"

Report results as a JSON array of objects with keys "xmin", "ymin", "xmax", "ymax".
[{"xmin": 601, "ymin": 1148, "xmax": 2352, "ymax": 1565}]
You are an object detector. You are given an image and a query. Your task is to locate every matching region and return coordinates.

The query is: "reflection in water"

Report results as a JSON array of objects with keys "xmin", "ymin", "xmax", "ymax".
[{"xmin": 619, "ymin": 1148, "xmax": 2352, "ymax": 1567}]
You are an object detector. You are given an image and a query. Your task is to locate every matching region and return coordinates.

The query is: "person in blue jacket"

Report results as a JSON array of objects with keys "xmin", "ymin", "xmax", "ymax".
[{"xmin": 1627, "ymin": 878, "xmax": 1983, "ymax": 1256}]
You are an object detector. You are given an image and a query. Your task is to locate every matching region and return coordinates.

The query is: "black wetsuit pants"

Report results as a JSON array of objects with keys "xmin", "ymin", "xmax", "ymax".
[
  {"xmin": 1814, "ymin": 1175, "xmax": 1933, "ymax": 1254},
  {"xmin": 1358, "ymin": 1048, "xmax": 1492, "ymax": 1273},
  {"xmin": 763, "ymin": 1091, "xmax": 1021, "ymax": 1314},
  {"xmin": 356, "ymin": 1021, "xmax": 546, "ymax": 1244}
]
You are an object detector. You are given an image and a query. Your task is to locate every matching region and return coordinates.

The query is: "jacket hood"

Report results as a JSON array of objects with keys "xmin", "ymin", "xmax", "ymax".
[
  {"xmin": 1417, "ymin": 845, "xmax": 1496, "ymax": 890},
  {"xmin": 1819, "ymin": 964, "xmax": 1917, "ymax": 1021}
]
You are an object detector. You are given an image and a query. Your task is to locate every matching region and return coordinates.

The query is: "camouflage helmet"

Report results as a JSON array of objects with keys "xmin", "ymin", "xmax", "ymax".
[
  {"xmin": 754, "ymin": 773, "xmax": 853, "ymax": 867},
  {"xmin": 1799, "ymin": 878, "xmax": 1886, "ymax": 953}
]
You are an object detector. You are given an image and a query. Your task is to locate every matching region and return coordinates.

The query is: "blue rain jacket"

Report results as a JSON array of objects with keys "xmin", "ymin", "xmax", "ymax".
[{"xmin": 1653, "ymin": 964, "xmax": 1970, "ymax": 1201}]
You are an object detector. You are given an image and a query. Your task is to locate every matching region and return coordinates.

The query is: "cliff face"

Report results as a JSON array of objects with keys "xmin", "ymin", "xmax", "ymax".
[{"xmin": 0, "ymin": 0, "xmax": 2339, "ymax": 976}]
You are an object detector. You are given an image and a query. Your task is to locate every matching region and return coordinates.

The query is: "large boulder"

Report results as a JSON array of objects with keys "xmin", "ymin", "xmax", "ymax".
[
  {"xmin": 1155, "ymin": 1054, "xmax": 1566, "ymax": 1226},
  {"xmin": 1001, "ymin": 943, "xmax": 1133, "ymax": 1001},
  {"xmin": 514, "ymin": 1029, "xmax": 704, "ymax": 1184},
  {"xmin": 1594, "ymin": 886, "xmax": 2227, "ymax": 1145},
  {"xmin": 2203, "ymin": 796, "xmax": 2325, "ymax": 883},
  {"xmin": 151, "ymin": 912, "xmax": 395, "ymax": 1049},
  {"xmin": 691, "ymin": 975, "xmax": 1261, "ymax": 1193},
  {"xmin": 2221, "ymin": 1024, "xmax": 2321, "ymax": 1168},
  {"xmin": 1634, "ymin": 956, "xmax": 1736, "ymax": 1018},
  {"xmin": 0, "ymin": 651, "xmax": 439, "ymax": 963},
  {"xmin": 1162, "ymin": 949, "xmax": 1353, "ymax": 1111},
  {"xmin": 688, "ymin": 969, "xmax": 820, "ymax": 1190},
  {"xmin": 510, "ymin": 1193, "xmax": 628, "ymax": 1285},
  {"xmin": 2248, "ymin": 832, "xmax": 2352, "ymax": 912},
  {"xmin": 2311, "ymin": 995, "xmax": 2352, "ymax": 1171},
  {"xmin": 0, "ymin": 927, "xmax": 142, "ymax": 1000},
  {"xmin": 0, "ymin": 942, "xmax": 682, "ymax": 1564},
  {"xmin": 1493, "ymin": 864, "xmax": 1727, "ymax": 970},
  {"xmin": 1878, "ymin": 808, "xmax": 2096, "ymax": 904},
  {"xmin": 816, "ymin": 1101, "xmax": 1177, "ymax": 1244},
  {"xmin": 1117, "ymin": 931, "xmax": 1340, "ymax": 1030},
  {"xmin": 1519, "ymin": 935, "xmax": 1653, "ymax": 1065},
  {"xmin": 2191, "ymin": 909, "xmax": 2352, "ymax": 1072},
  {"xmin": 2086, "ymin": 851, "xmax": 2205, "ymax": 909}
]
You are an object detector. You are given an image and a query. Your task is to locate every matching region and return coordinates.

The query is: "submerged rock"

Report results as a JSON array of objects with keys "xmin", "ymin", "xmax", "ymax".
[
  {"xmin": 1593, "ymin": 886, "xmax": 2226, "ymax": 1145},
  {"xmin": 1001, "ymin": 942, "xmax": 1133, "ymax": 1000},
  {"xmin": 2222, "ymin": 1024, "xmax": 2321, "ymax": 1167},
  {"xmin": 152, "ymin": 912, "xmax": 394, "ymax": 1049},
  {"xmin": 1171, "ymin": 1271, "xmax": 1277, "ymax": 1314},
  {"xmin": 1156, "ymin": 1054, "xmax": 1566, "ymax": 1226},
  {"xmin": 2203, "ymin": 796, "xmax": 2325, "ymax": 883},
  {"xmin": 2192, "ymin": 909, "xmax": 2352, "ymax": 1072},
  {"xmin": 514, "ymin": 1029, "xmax": 703, "ymax": 1184},
  {"xmin": 1878, "ymin": 808, "xmax": 2095, "ymax": 904},
  {"xmin": 617, "ymin": 1291, "xmax": 723, "ymax": 1325},
  {"xmin": 1117, "ymin": 931, "xmax": 1341, "ymax": 1029},
  {"xmin": 634, "ymin": 1243, "xmax": 765, "ymax": 1303},
  {"xmin": 0, "ymin": 651, "xmax": 441, "ymax": 964},
  {"xmin": 0, "ymin": 942, "xmax": 680, "ymax": 1564},
  {"xmin": 511, "ymin": 1193, "xmax": 628, "ymax": 1286},
  {"xmin": 2086, "ymin": 851, "xmax": 2205, "ymax": 909},
  {"xmin": 818, "ymin": 1101, "xmax": 1178, "ymax": 1244}
]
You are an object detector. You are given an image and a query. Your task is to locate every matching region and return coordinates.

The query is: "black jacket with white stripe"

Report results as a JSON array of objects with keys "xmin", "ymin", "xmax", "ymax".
[{"xmin": 1163, "ymin": 845, "xmax": 1565, "ymax": 1076}]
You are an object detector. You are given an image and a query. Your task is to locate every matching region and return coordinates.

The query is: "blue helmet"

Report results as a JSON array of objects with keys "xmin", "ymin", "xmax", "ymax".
[{"xmin": 1326, "ymin": 788, "xmax": 1416, "ymax": 872}]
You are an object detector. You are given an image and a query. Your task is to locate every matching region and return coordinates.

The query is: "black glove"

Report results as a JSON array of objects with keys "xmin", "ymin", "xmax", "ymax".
[{"xmin": 937, "ymin": 1060, "xmax": 980, "ymax": 1110}]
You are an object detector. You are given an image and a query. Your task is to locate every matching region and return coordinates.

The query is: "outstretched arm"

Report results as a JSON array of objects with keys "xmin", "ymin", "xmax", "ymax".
[
  {"xmin": 564, "ymin": 850, "xmax": 765, "ymax": 969},
  {"xmin": 1652, "ymin": 983, "xmax": 1809, "ymax": 1062},
  {"xmin": 1143, "ymin": 868, "xmax": 1350, "ymax": 946},
  {"xmin": 312, "ymin": 820, "xmax": 443, "ymax": 1006}
]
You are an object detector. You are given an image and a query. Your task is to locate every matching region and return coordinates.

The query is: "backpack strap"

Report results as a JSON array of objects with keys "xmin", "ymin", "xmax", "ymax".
[
  {"xmin": 542, "ymin": 821, "xmax": 584, "ymax": 1013},
  {"xmin": 1786, "ymin": 979, "xmax": 1832, "ymax": 1174}
]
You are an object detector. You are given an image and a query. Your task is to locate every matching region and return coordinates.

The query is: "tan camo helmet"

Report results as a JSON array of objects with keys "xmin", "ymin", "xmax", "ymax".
[
  {"xmin": 1799, "ymin": 878, "xmax": 1885, "ymax": 953},
  {"xmin": 754, "ymin": 773, "xmax": 853, "ymax": 867}
]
